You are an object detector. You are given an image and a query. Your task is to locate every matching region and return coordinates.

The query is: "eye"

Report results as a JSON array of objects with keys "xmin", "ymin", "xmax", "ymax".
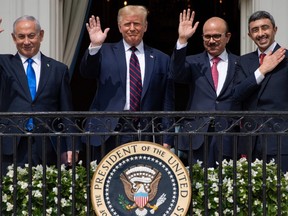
[{"xmin": 28, "ymin": 34, "xmax": 36, "ymax": 39}]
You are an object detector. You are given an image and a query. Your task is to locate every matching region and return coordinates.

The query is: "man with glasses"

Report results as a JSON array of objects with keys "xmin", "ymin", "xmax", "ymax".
[{"xmin": 170, "ymin": 9, "xmax": 240, "ymax": 167}]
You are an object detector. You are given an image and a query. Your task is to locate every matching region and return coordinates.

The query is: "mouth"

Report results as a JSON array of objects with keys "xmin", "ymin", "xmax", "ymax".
[{"xmin": 258, "ymin": 36, "xmax": 268, "ymax": 44}]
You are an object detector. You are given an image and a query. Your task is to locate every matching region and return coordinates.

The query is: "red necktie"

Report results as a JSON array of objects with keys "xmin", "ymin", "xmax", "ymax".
[
  {"xmin": 259, "ymin": 53, "xmax": 266, "ymax": 65},
  {"xmin": 129, "ymin": 46, "xmax": 142, "ymax": 111},
  {"xmin": 211, "ymin": 57, "xmax": 221, "ymax": 90}
]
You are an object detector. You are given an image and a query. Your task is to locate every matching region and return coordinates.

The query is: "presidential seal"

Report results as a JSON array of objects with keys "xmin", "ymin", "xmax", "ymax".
[{"xmin": 91, "ymin": 141, "xmax": 191, "ymax": 216}]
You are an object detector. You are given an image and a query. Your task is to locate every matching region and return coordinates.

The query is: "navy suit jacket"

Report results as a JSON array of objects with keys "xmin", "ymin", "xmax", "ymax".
[
  {"xmin": 80, "ymin": 41, "xmax": 174, "ymax": 146},
  {"xmin": 233, "ymin": 44, "xmax": 288, "ymax": 155},
  {"xmin": 170, "ymin": 47, "xmax": 240, "ymax": 156},
  {"xmin": 0, "ymin": 53, "xmax": 76, "ymax": 156}
]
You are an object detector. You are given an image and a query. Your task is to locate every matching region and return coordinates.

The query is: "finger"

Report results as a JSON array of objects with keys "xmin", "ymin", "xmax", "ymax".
[
  {"xmin": 183, "ymin": 9, "xmax": 187, "ymax": 21},
  {"xmin": 186, "ymin": 8, "xmax": 191, "ymax": 20},
  {"xmin": 190, "ymin": 11, "xmax": 195, "ymax": 21}
]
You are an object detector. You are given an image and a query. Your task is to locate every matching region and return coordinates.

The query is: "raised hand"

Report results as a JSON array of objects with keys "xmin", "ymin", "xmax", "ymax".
[
  {"xmin": 178, "ymin": 9, "xmax": 199, "ymax": 44},
  {"xmin": 86, "ymin": 15, "xmax": 110, "ymax": 47},
  {"xmin": 259, "ymin": 47, "xmax": 286, "ymax": 75}
]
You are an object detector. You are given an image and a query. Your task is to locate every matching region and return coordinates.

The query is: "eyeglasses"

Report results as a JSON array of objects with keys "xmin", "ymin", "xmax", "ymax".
[{"xmin": 202, "ymin": 33, "xmax": 226, "ymax": 41}]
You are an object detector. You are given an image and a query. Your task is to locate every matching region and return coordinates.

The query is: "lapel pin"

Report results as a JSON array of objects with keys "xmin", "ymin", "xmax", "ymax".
[
  {"xmin": 47, "ymin": 63, "xmax": 50, "ymax": 67},
  {"xmin": 150, "ymin": 55, "xmax": 154, "ymax": 58}
]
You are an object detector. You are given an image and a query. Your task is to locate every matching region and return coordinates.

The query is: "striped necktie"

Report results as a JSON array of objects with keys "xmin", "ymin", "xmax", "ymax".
[{"xmin": 129, "ymin": 46, "xmax": 142, "ymax": 111}]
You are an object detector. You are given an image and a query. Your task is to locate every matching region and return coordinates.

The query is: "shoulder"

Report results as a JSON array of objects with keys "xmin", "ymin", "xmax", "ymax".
[
  {"xmin": 144, "ymin": 45, "xmax": 169, "ymax": 59},
  {"xmin": 41, "ymin": 54, "xmax": 68, "ymax": 68}
]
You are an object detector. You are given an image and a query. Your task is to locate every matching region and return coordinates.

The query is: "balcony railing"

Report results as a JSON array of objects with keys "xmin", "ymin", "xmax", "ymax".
[{"xmin": 1, "ymin": 111, "xmax": 288, "ymax": 216}]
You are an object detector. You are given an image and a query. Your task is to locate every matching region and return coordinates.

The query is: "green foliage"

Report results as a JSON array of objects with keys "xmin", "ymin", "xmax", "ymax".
[
  {"xmin": 1, "ymin": 161, "xmax": 97, "ymax": 216},
  {"xmin": 2, "ymin": 158, "xmax": 288, "ymax": 215},
  {"xmin": 191, "ymin": 158, "xmax": 288, "ymax": 215}
]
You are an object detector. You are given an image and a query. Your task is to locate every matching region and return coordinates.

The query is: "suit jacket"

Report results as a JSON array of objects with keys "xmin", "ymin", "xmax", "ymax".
[
  {"xmin": 233, "ymin": 44, "xmax": 288, "ymax": 155},
  {"xmin": 170, "ymin": 47, "xmax": 240, "ymax": 156},
  {"xmin": 80, "ymin": 41, "xmax": 174, "ymax": 146},
  {"xmin": 0, "ymin": 53, "xmax": 77, "ymax": 156}
]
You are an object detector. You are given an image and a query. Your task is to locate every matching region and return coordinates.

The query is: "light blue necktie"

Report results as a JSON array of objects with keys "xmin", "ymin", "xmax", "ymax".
[{"xmin": 26, "ymin": 58, "xmax": 36, "ymax": 130}]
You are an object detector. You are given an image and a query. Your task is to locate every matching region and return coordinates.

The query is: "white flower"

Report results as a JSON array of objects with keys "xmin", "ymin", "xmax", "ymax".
[
  {"xmin": 32, "ymin": 190, "xmax": 42, "ymax": 198},
  {"xmin": 46, "ymin": 207, "xmax": 53, "ymax": 215},
  {"xmin": 6, "ymin": 202, "xmax": 13, "ymax": 211},
  {"xmin": 61, "ymin": 198, "xmax": 67, "ymax": 206},
  {"xmin": 195, "ymin": 182, "xmax": 202, "ymax": 189},
  {"xmin": 90, "ymin": 160, "xmax": 98, "ymax": 171},
  {"xmin": 53, "ymin": 187, "xmax": 58, "ymax": 195},
  {"xmin": 2, "ymin": 193, "xmax": 8, "ymax": 202},
  {"xmin": 19, "ymin": 181, "xmax": 28, "ymax": 190}
]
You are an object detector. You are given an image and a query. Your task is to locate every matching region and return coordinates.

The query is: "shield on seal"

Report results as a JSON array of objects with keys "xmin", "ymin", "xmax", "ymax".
[{"xmin": 134, "ymin": 191, "xmax": 149, "ymax": 208}]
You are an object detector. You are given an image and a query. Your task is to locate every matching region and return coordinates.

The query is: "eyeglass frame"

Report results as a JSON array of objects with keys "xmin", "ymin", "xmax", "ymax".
[{"xmin": 202, "ymin": 33, "xmax": 227, "ymax": 41}]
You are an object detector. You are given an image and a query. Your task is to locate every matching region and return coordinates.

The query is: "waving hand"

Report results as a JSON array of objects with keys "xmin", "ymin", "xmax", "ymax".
[{"xmin": 178, "ymin": 9, "xmax": 199, "ymax": 44}]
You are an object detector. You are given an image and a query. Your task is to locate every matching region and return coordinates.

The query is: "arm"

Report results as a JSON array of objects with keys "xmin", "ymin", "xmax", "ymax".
[
  {"xmin": 258, "ymin": 48, "xmax": 286, "ymax": 76},
  {"xmin": 233, "ymin": 48, "xmax": 287, "ymax": 103},
  {"xmin": 79, "ymin": 15, "xmax": 110, "ymax": 78},
  {"xmin": 170, "ymin": 9, "xmax": 199, "ymax": 83}
]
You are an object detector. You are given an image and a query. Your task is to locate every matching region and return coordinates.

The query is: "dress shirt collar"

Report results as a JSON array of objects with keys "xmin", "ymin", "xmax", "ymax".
[
  {"xmin": 19, "ymin": 51, "xmax": 41, "ymax": 66},
  {"xmin": 257, "ymin": 41, "xmax": 277, "ymax": 56},
  {"xmin": 208, "ymin": 49, "xmax": 228, "ymax": 62},
  {"xmin": 123, "ymin": 40, "xmax": 144, "ymax": 54}
]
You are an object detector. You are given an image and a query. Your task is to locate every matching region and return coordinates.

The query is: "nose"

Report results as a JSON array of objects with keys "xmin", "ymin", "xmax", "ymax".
[
  {"xmin": 129, "ymin": 23, "xmax": 136, "ymax": 30},
  {"xmin": 23, "ymin": 36, "xmax": 31, "ymax": 44}
]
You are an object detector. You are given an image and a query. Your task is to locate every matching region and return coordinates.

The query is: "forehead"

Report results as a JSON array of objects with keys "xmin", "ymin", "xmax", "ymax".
[
  {"xmin": 120, "ymin": 14, "xmax": 145, "ymax": 23},
  {"xmin": 15, "ymin": 20, "xmax": 37, "ymax": 33},
  {"xmin": 203, "ymin": 20, "xmax": 226, "ymax": 33},
  {"xmin": 249, "ymin": 18, "xmax": 273, "ymax": 28}
]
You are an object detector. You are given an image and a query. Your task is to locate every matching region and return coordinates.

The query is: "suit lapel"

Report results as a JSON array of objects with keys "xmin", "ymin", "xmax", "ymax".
[
  {"xmin": 142, "ymin": 45, "xmax": 154, "ymax": 98},
  {"xmin": 218, "ymin": 53, "xmax": 236, "ymax": 96},
  {"xmin": 36, "ymin": 54, "xmax": 51, "ymax": 99},
  {"xmin": 258, "ymin": 44, "xmax": 280, "ymax": 98},
  {"xmin": 11, "ymin": 54, "xmax": 32, "ymax": 100},
  {"xmin": 113, "ymin": 42, "xmax": 127, "ymax": 91},
  {"xmin": 201, "ymin": 52, "xmax": 216, "ymax": 92}
]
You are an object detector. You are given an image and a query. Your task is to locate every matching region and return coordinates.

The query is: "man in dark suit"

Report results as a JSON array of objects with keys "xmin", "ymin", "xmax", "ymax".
[
  {"xmin": 0, "ymin": 15, "xmax": 79, "ymax": 171},
  {"xmin": 232, "ymin": 11, "xmax": 288, "ymax": 172},
  {"xmin": 80, "ymin": 5, "xmax": 174, "ymax": 161},
  {"xmin": 170, "ymin": 9, "xmax": 240, "ymax": 167}
]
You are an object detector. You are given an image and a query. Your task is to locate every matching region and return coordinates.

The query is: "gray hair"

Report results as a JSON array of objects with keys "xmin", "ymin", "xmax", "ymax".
[{"xmin": 13, "ymin": 15, "xmax": 41, "ymax": 34}]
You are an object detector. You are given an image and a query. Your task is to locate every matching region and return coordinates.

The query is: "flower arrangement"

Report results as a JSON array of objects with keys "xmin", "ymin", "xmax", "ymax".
[
  {"xmin": 191, "ymin": 158, "xmax": 288, "ymax": 216},
  {"xmin": 1, "ymin": 161, "xmax": 97, "ymax": 216},
  {"xmin": 1, "ymin": 158, "xmax": 288, "ymax": 215}
]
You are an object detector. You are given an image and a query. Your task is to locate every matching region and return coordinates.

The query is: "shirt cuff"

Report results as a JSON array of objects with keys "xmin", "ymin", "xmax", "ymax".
[
  {"xmin": 88, "ymin": 43, "xmax": 101, "ymax": 55},
  {"xmin": 254, "ymin": 69, "xmax": 265, "ymax": 84},
  {"xmin": 176, "ymin": 40, "xmax": 188, "ymax": 50}
]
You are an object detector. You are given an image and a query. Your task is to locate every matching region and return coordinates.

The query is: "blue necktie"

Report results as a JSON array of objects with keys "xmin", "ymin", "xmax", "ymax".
[
  {"xmin": 26, "ymin": 58, "xmax": 36, "ymax": 130},
  {"xmin": 129, "ymin": 46, "xmax": 142, "ymax": 111}
]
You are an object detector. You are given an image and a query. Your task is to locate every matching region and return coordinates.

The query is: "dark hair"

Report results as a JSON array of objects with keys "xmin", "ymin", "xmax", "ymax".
[{"xmin": 248, "ymin": 11, "xmax": 275, "ymax": 29}]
